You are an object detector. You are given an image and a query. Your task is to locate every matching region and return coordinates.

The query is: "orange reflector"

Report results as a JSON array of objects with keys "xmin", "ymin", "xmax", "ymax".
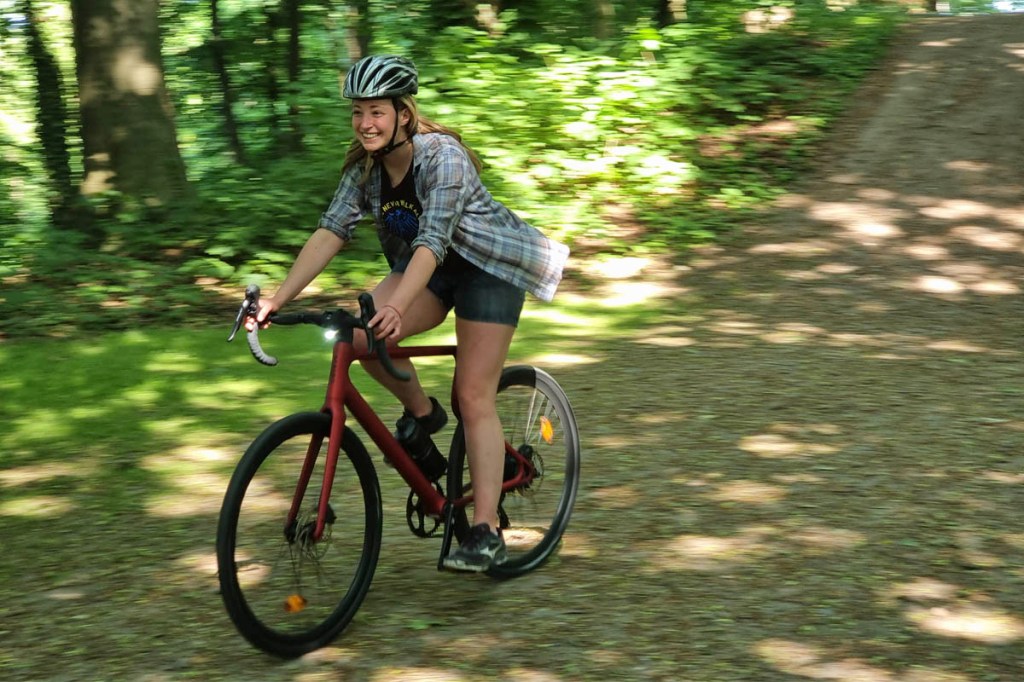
[
  {"xmin": 284, "ymin": 594, "xmax": 307, "ymax": 613},
  {"xmin": 539, "ymin": 416, "xmax": 554, "ymax": 444}
]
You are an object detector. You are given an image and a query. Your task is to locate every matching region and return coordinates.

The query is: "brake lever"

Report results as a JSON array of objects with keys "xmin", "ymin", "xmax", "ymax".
[
  {"xmin": 227, "ymin": 284, "xmax": 278, "ymax": 366},
  {"xmin": 227, "ymin": 283, "xmax": 261, "ymax": 342}
]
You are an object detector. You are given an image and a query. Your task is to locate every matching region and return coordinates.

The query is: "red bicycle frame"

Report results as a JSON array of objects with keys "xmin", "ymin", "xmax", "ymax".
[{"xmin": 286, "ymin": 339, "xmax": 534, "ymax": 543}]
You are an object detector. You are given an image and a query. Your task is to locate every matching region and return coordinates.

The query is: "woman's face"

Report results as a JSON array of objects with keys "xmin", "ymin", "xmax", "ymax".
[{"xmin": 351, "ymin": 99, "xmax": 408, "ymax": 152}]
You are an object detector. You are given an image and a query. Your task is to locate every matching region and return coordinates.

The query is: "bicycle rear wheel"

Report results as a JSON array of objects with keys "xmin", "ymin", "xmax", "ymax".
[
  {"xmin": 217, "ymin": 412, "xmax": 382, "ymax": 658},
  {"xmin": 447, "ymin": 366, "xmax": 580, "ymax": 578}
]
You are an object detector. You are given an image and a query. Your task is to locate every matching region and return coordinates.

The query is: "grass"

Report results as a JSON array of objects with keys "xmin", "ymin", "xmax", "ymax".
[
  {"xmin": 0, "ymin": 282, "xmax": 678, "ymax": 680},
  {"xmin": 3, "ymin": 253, "xmax": 1022, "ymax": 679}
]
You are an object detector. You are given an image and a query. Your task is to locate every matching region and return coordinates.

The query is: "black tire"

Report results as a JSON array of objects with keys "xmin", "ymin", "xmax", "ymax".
[
  {"xmin": 217, "ymin": 412, "xmax": 382, "ymax": 658},
  {"xmin": 446, "ymin": 366, "xmax": 580, "ymax": 578}
]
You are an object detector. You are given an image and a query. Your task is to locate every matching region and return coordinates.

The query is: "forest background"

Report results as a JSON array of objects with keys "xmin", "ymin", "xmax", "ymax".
[{"xmin": 0, "ymin": 0, "xmax": 1007, "ymax": 337}]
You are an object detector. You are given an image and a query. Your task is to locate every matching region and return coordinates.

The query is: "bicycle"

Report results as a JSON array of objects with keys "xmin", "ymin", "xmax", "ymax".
[{"xmin": 216, "ymin": 285, "xmax": 581, "ymax": 658}]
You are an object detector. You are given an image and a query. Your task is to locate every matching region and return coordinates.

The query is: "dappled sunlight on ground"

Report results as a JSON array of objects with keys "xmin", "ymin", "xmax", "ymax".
[
  {"xmin": 883, "ymin": 576, "xmax": 959, "ymax": 602},
  {"xmin": 881, "ymin": 578, "xmax": 1024, "ymax": 645},
  {"xmin": 950, "ymin": 224, "xmax": 1023, "ymax": 252},
  {"xmin": 525, "ymin": 352, "xmax": 599, "ymax": 366},
  {"xmin": 44, "ymin": 587, "xmax": 88, "ymax": 602},
  {"xmin": 787, "ymin": 525, "xmax": 867, "ymax": 553},
  {"xmin": 983, "ymin": 470, "xmax": 1024, "ymax": 484},
  {"xmin": 634, "ymin": 323, "xmax": 697, "ymax": 348},
  {"xmin": 183, "ymin": 378, "xmax": 276, "ymax": 409},
  {"xmin": 141, "ymin": 446, "xmax": 232, "ymax": 517},
  {"xmin": 501, "ymin": 671, "xmax": 564, "ymax": 682},
  {"xmin": 809, "ymin": 200, "xmax": 909, "ymax": 244},
  {"xmin": 0, "ymin": 461, "xmax": 94, "ymax": 487},
  {"xmin": 905, "ymin": 603, "xmax": 1024, "ymax": 644},
  {"xmin": 175, "ymin": 550, "xmax": 219, "ymax": 579},
  {"xmin": 591, "ymin": 484, "xmax": 641, "ymax": 509},
  {"xmin": 11, "ymin": 407, "xmax": 76, "ymax": 442},
  {"xmin": 771, "ymin": 472, "xmax": 828, "ymax": 485},
  {"xmin": 639, "ymin": 518, "xmax": 872, "ymax": 574},
  {"xmin": 642, "ymin": 527, "xmax": 776, "ymax": 572},
  {"xmin": 367, "ymin": 667, "xmax": 557, "ymax": 682},
  {"xmin": 904, "ymin": 269, "xmax": 1020, "ymax": 296},
  {"xmin": 558, "ymin": 531, "xmax": 598, "ymax": 559},
  {"xmin": 738, "ymin": 432, "xmax": 842, "ymax": 459},
  {"xmin": 755, "ymin": 638, "xmax": 974, "ymax": 681},
  {"xmin": 571, "ymin": 254, "xmax": 690, "ymax": 310},
  {"xmin": 144, "ymin": 473, "xmax": 227, "ymax": 517},
  {"xmin": 748, "ymin": 237, "xmax": 840, "ymax": 256},
  {"xmin": 519, "ymin": 303, "xmax": 608, "ymax": 333},
  {"xmin": 657, "ymin": 300, "xmax": 1019, "ymax": 359},
  {"xmin": 692, "ymin": 111, "xmax": 1024, "ymax": 316},
  {"xmin": 594, "ymin": 280, "xmax": 687, "ymax": 308},
  {"xmin": 0, "ymin": 494, "xmax": 74, "ymax": 518},
  {"xmin": 295, "ymin": 646, "xmax": 358, "ymax": 667},
  {"xmin": 143, "ymin": 351, "xmax": 205, "ymax": 374},
  {"xmin": 708, "ymin": 479, "xmax": 789, "ymax": 505}
]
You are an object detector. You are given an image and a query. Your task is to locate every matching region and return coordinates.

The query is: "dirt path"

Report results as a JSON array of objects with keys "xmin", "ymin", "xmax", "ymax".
[
  {"xmin": 5, "ymin": 14, "xmax": 1023, "ymax": 682},
  {"xmin": 571, "ymin": 14, "xmax": 1024, "ymax": 679},
  {"xmin": 540, "ymin": 15, "xmax": 1024, "ymax": 680}
]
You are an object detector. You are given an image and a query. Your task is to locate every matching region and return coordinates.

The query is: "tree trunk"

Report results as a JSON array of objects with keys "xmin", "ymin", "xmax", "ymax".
[
  {"xmin": 263, "ymin": 5, "xmax": 283, "ymax": 145},
  {"xmin": 283, "ymin": 0, "xmax": 304, "ymax": 151},
  {"xmin": 344, "ymin": 0, "xmax": 370, "ymax": 63},
  {"xmin": 658, "ymin": 0, "xmax": 687, "ymax": 27},
  {"xmin": 320, "ymin": 0, "xmax": 364, "ymax": 96},
  {"xmin": 70, "ymin": 0, "xmax": 188, "ymax": 209},
  {"xmin": 211, "ymin": 0, "xmax": 248, "ymax": 165},
  {"xmin": 22, "ymin": 0, "xmax": 75, "ymax": 228},
  {"xmin": 475, "ymin": 1, "xmax": 502, "ymax": 35},
  {"xmin": 592, "ymin": 0, "xmax": 614, "ymax": 39},
  {"xmin": 430, "ymin": 0, "xmax": 481, "ymax": 30}
]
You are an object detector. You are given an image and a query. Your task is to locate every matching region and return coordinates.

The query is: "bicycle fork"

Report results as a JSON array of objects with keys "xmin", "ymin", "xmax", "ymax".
[{"xmin": 284, "ymin": 423, "xmax": 344, "ymax": 543}]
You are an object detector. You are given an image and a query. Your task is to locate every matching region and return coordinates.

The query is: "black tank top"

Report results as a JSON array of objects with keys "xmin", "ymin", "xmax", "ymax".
[
  {"xmin": 379, "ymin": 165, "xmax": 470, "ymax": 274},
  {"xmin": 380, "ymin": 166, "xmax": 422, "ymax": 245}
]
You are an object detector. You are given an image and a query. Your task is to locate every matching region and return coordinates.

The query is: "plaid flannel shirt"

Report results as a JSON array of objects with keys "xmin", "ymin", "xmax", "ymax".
[{"xmin": 318, "ymin": 132, "xmax": 569, "ymax": 302}]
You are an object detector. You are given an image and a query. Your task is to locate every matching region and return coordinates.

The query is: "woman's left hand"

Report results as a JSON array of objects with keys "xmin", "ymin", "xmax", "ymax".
[{"xmin": 369, "ymin": 304, "xmax": 402, "ymax": 341}]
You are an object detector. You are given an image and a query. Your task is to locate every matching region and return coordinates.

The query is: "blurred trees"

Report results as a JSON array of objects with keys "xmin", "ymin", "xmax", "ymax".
[{"xmin": 1, "ymin": 0, "xmax": 917, "ymax": 336}]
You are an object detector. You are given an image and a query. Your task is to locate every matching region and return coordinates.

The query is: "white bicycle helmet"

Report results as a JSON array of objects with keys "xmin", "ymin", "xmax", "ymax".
[{"xmin": 343, "ymin": 55, "xmax": 418, "ymax": 100}]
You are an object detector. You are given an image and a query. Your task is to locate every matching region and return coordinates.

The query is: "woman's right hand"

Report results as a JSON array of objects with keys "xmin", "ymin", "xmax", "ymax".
[{"xmin": 245, "ymin": 296, "xmax": 282, "ymax": 332}]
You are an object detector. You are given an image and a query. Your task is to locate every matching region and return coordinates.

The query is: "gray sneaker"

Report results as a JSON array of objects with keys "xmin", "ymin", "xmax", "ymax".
[{"xmin": 443, "ymin": 523, "xmax": 508, "ymax": 572}]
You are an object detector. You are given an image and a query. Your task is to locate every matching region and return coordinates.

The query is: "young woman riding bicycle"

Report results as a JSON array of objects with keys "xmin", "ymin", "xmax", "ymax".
[{"xmin": 247, "ymin": 54, "xmax": 569, "ymax": 571}]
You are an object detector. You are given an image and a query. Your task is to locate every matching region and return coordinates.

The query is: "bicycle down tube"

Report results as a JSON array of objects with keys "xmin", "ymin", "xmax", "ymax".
[{"xmin": 233, "ymin": 285, "xmax": 539, "ymax": 542}]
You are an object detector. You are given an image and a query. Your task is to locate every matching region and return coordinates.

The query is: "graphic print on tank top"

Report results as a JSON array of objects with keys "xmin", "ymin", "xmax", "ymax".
[{"xmin": 380, "ymin": 166, "xmax": 422, "ymax": 244}]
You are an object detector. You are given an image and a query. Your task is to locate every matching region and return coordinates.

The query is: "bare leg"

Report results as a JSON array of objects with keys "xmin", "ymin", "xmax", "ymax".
[
  {"xmin": 453, "ymin": 318, "xmax": 516, "ymax": 532},
  {"xmin": 355, "ymin": 273, "xmax": 448, "ymax": 416}
]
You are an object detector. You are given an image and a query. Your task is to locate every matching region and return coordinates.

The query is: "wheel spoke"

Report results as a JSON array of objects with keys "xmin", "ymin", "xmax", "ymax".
[
  {"xmin": 446, "ymin": 367, "xmax": 580, "ymax": 577},
  {"xmin": 217, "ymin": 414, "xmax": 382, "ymax": 658}
]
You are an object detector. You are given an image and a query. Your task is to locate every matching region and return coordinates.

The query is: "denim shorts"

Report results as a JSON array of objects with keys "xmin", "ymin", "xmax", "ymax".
[{"xmin": 393, "ymin": 251, "xmax": 525, "ymax": 327}]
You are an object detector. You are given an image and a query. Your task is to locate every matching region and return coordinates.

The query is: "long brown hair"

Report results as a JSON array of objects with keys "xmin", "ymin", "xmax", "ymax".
[{"xmin": 341, "ymin": 95, "xmax": 483, "ymax": 185}]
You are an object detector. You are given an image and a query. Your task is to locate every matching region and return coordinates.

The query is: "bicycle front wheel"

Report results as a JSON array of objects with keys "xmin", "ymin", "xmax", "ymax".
[
  {"xmin": 217, "ymin": 412, "xmax": 382, "ymax": 658},
  {"xmin": 447, "ymin": 366, "xmax": 581, "ymax": 578}
]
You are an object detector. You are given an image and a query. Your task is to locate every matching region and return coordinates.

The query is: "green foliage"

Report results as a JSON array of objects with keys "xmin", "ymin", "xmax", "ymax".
[{"xmin": 0, "ymin": 0, "xmax": 909, "ymax": 338}]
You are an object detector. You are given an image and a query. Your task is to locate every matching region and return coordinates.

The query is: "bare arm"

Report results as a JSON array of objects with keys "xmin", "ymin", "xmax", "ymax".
[
  {"xmin": 389, "ymin": 246, "xmax": 437, "ymax": 315},
  {"xmin": 250, "ymin": 228, "xmax": 346, "ymax": 326},
  {"xmin": 368, "ymin": 245, "xmax": 437, "ymax": 339}
]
